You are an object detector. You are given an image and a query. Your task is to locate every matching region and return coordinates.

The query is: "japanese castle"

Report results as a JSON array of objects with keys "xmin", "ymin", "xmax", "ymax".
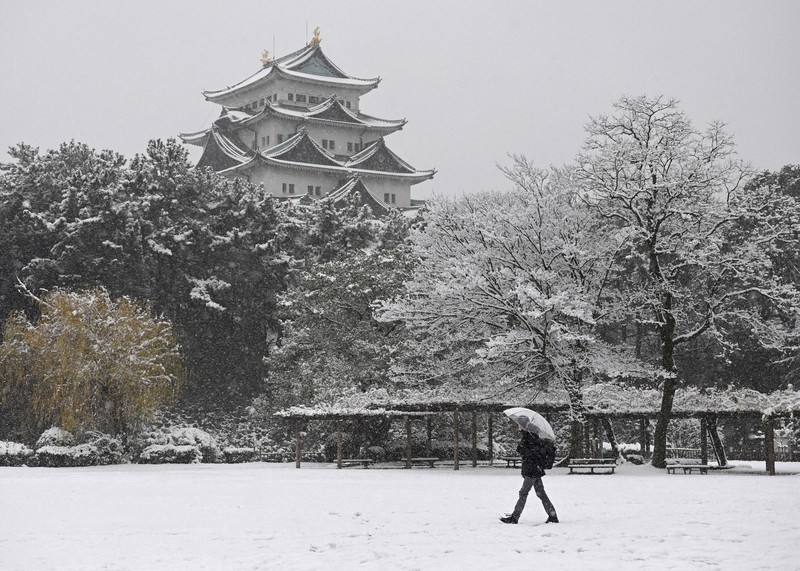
[{"xmin": 180, "ymin": 29, "xmax": 434, "ymax": 213}]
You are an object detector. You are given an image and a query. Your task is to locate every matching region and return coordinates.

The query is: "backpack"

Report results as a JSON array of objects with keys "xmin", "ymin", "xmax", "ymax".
[{"xmin": 542, "ymin": 440, "xmax": 556, "ymax": 470}]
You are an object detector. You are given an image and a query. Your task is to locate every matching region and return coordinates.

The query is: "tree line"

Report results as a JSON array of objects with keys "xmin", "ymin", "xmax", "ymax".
[{"xmin": 1, "ymin": 96, "xmax": 798, "ymax": 467}]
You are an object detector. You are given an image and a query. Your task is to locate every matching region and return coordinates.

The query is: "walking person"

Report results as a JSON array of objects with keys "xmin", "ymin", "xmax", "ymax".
[{"xmin": 500, "ymin": 408, "xmax": 559, "ymax": 525}]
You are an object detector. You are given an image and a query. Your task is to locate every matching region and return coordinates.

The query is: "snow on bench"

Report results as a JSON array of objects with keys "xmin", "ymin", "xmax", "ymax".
[
  {"xmin": 408, "ymin": 457, "xmax": 440, "ymax": 468},
  {"xmin": 499, "ymin": 456, "xmax": 522, "ymax": 467},
  {"xmin": 339, "ymin": 458, "xmax": 374, "ymax": 469},
  {"xmin": 666, "ymin": 458, "xmax": 709, "ymax": 474},
  {"xmin": 568, "ymin": 458, "xmax": 616, "ymax": 474}
]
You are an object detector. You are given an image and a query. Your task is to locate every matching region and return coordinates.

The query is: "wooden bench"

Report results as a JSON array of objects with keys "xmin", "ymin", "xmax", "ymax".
[
  {"xmin": 568, "ymin": 458, "xmax": 616, "ymax": 474},
  {"xmin": 499, "ymin": 456, "xmax": 522, "ymax": 467},
  {"xmin": 339, "ymin": 458, "xmax": 374, "ymax": 469},
  {"xmin": 408, "ymin": 457, "xmax": 440, "ymax": 468},
  {"xmin": 666, "ymin": 459, "xmax": 708, "ymax": 474}
]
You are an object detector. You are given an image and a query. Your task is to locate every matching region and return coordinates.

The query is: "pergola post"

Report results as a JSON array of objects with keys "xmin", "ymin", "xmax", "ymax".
[
  {"xmin": 426, "ymin": 416, "xmax": 433, "ymax": 457},
  {"xmin": 405, "ymin": 415, "xmax": 412, "ymax": 469},
  {"xmin": 295, "ymin": 421, "xmax": 302, "ymax": 469},
  {"xmin": 584, "ymin": 419, "xmax": 591, "ymax": 457},
  {"xmin": 764, "ymin": 416, "xmax": 776, "ymax": 476},
  {"xmin": 453, "ymin": 408, "xmax": 460, "ymax": 471},
  {"xmin": 488, "ymin": 414, "xmax": 494, "ymax": 465},
  {"xmin": 700, "ymin": 416, "xmax": 708, "ymax": 465},
  {"xmin": 595, "ymin": 417, "xmax": 603, "ymax": 458},
  {"xmin": 336, "ymin": 421, "xmax": 343, "ymax": 469},
  {"xmin": 639, "ymin": 418, "xmax": 648, "ymax": 458},
  {"xmin": 471, "ymin": 411, "xmax": 478, "ymax": 467}
]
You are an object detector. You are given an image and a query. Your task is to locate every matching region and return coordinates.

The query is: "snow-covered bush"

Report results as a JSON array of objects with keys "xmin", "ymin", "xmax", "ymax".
[
  {"xmin": 222, "ymin": 447, "xmax": 256, "ymax": 463},
  {"xmin": 132, "ymin": 426, "xmax": 219, "ymax": 464},
  {"xmin": 31, "ymin": 429, "xmax": 125, "ymax": 467},
  {"xmin": 169, "ymin": 427, "xmax": 220, "ymax": 463},
  {"xmin": 36, "ymin": 443, "xmax": 99, "ymax": 467},
  {"xmin": 36, "ymin": 427, "xmax": 75, "ymax": 449},
  {"xmin": 0, "ymin": 441, "xmax": 35, "ymax": 466},
  {"xmin": 83, "ymin": 432, "xmax": 124, "ymax": 465},
  {"xmin": 139, "ymin": 444, "xmax": 202, "ymax": 464}
]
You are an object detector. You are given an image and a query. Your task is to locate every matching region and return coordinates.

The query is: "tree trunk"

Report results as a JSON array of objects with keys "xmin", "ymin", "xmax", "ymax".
[
  {"xmin": 601, "ymin": 417, "xmax": 620, "ymax": 460},
  {"xmin": 564, "ymin": 370, "xmax": 587, "ymax": 459},
  {"xmin": 652, "ymin": 294, "xmax": 678, "ymax": 469},
  {"xmin": 707, "ymin": 415, "xmax": 727, "ymax": 466}
]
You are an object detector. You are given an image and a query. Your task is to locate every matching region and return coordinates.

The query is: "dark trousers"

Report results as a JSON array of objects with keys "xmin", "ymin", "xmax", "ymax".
[{"xmin": 512, "ymin": 476, "xmax": 557, "ymax": 520}]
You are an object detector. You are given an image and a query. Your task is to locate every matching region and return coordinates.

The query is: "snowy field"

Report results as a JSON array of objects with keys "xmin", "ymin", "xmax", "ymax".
[{"xmin": 1, "ymin": 461, "xmax": 798, "ymax": 570}]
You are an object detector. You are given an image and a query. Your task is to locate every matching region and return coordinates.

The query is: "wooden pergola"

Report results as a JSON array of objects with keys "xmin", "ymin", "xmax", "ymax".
[{"xmin": 276, "ymin": 384, "xmax": 800, "ymax": 475}]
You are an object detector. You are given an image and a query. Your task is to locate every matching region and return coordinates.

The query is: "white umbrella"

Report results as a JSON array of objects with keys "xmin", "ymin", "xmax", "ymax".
[{"xmin": 504, "ymin": 407, "xmax": 555, "ymax": 441}]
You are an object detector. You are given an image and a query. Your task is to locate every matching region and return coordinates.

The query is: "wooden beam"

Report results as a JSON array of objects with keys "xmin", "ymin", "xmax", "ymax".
[
  {"xmin": 488, "ymin": 414, "xmax": 494, "ymax": 465},
  {"xmin": 426, "ymin": 416, "xmax": 433, "ymax": 457},
  {"xmin": 639, "ymin": 418, "xmax": 648, "ymax": 458},
  {"xmin": 471, "ymin": 411, "xmax": 478, "ymax": 467},
  {"xmin": 295, "ymin": 423, "xmax": 302, "ymax": 469},
  {"xmin": 405, "ymin": 415, "xmax": 412, "ymax": 469},
  {"xmin": 765, "ymin": 417, "xmax": 776, "ymax": 476},
  {"xmin": 336, "ymin": 421, "xmax": 343, "ymax": 469},
  {"xmin": 700, "ymin": 416, "xmax": 708, "ymax": 465},
  {"xmin": 453, "ymin": 409, "xmax": 460, "ymax": 471}
]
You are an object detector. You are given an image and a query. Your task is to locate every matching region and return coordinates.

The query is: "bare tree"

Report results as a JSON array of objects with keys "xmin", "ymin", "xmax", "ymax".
[{"xmin": 577, "ymin": 95, "xmax": 799, "ymax": 467}]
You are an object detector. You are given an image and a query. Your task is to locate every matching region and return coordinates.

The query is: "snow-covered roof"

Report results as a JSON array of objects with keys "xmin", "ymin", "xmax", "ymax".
[
  {"xmin": 275, "ymin": 384, "xmax": 800, "ymax": 419},
  {"xmin": 345, "ymin": 138, "xmax": 436, "ymax": 184},
  {"xmin": 195, "ymin": 127, "xmax": 254, "ymax": 171},
  {"xmin": 202, "ymin": 97, "xmax": 405, "ymax": 136},
  {"xmin": 325, "ymin": 175, "xmax": 390, "ymax": 216},
  {"xmin": 203, "ymin": 44, "xmax": 380, "ymax": 103}
]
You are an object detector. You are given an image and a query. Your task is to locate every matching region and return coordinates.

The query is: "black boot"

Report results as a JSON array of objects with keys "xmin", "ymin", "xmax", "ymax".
[
  {"xmin": 546, "ymin": 514, "xmax": 559, "ymax": 523},
  {"xmin": 499, "ymin": 514, "xmax": 518, "ymax": 524}
]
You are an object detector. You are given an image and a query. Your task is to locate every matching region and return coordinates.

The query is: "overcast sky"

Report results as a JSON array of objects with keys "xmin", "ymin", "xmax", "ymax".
[{"xmin": 2, "ymin": 1, "xmax": 798, "ymax": 199}]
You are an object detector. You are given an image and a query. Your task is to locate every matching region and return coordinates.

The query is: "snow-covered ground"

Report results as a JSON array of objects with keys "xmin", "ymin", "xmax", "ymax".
[{"xmin": 1, "ymin": 461, "xmax": 798, "ymax": 570}]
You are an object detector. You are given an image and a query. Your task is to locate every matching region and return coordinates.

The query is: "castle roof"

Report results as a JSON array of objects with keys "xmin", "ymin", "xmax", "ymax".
[
  {"xmin": 346, "ymin": 138, "xmax": 436, "ymax": 181},
  {"xmin": 203, "ymin": 44, "xmax": 380, "ymax": 103},
  {"xmin": 195, "ymin": 126, "xmax": 254, "ymax": 172},
  {"xmin": 326, "ymin": 175, "xmax": 391, "ymax": 216},
  {"xmin": 192, "ymin": 127, "xmax": 434, "ymax": 185},
  {"xmin": 183, "ymin": 96, "xmax": 405, "ymax": 140}
]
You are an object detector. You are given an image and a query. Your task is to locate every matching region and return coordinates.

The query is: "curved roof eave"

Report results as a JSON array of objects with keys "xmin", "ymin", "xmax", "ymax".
[
  {"xmin": 179, "ymin": 129, "xmax": 211, "ymax": 146},
  {"xmin": 351, "ymin": 167, "xmax": 436, "ymax": 183},
  {"xmin": 203, "ymin": 59, "xmax": 380, "ymax": 103},
  {"xmin": 274, "ymin": 65, "xmax": 380, "ymax": 90}
]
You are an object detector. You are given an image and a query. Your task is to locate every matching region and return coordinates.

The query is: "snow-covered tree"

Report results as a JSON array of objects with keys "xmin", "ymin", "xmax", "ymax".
[
  {"xmin": 377, "ymin": 159, "xmax": 637, "ymax": 455},
  {"xmin": 0, "ymin": 288, "xmax": 182, "ymax": 440},
  {"xmin": 264, "ymin": 205, "xmax": 414, "ymax": 409},
  {"xmin": 576, "ymin": 95, "xmax": 800, "ymax": 467}
]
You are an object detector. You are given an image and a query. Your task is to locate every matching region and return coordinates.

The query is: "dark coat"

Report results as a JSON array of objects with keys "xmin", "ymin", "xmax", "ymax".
[{"xmin": 517, "ymin": 431, "xmax": 548, "ymax": 478}]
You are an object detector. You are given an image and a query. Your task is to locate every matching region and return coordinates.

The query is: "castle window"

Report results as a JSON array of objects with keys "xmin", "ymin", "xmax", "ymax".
[
  {"xmin": 384, "ymin": 193, "xmax": 390, "ymax": 203},
  {"xmin": 282, "ymin": 183, "xmax": 288, "ymax": 194},
  {"xmin": 347, "ymin": 142, "xmax": 353, "ymax": 152},
  {"xmin": 287, "ymin": 93, "xmax": 294, "ymax": 101},
  {"xmin": 322, "ymin": 139, "xmax": 329, "ymax": 149},
  {"xmin": 315, "ymin": 186, "xmax": 321, "ymax": 196},
  {"xmin": 259, "ymin": 98, "xmax": 265, "ymax": 106},
  {"xmin": 346, "ymin": 101, "xmax": 351, "ymax": 109},
  {"xmin": 309, "ymin": 96, "xmax": 319, "ymax": 104},
  {"xmin": 261, "ymin": 136, "xmax": 266, "ymax": 147},
  {"xmin": 384, "ymin": 193, "xmax": 396, "ymax": 204},
  {"xmin": 296, "ymin": 94, "xmax": 307, "ymax": 103},
  {"xmin": 329, "ymin": 140, "xmax": 335, "ymax": 150},
  {"xmin": 307, "ymin": 185, "xmax": 314, "ymax": 195}
]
